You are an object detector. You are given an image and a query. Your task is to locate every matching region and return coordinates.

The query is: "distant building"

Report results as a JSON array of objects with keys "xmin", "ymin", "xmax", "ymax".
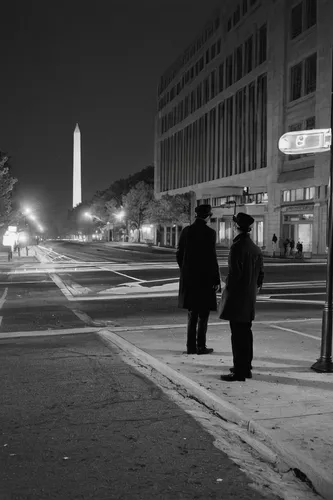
[{"xmin": 154, "ymin": 0, "xmax": 331, "ymax": 254}]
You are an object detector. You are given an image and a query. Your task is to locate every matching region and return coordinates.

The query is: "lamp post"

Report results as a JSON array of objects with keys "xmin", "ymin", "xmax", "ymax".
[{"xmin": 278, "ymin": 94, "xmax": 333, "ymax": 371}]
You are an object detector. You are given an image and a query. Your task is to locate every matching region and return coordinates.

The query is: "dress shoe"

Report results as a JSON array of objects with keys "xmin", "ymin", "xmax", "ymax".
[
  {"xmin": 183, "ymin": 349, "xmax": 197, "ymax": 355},
  {"xmin": 197, "ymin": 347, "xmax": 214, "ymax": 355},
  {"xmin": 230, "ymin": 367, "xmax": 252, "ymax": 379},
  {"xmin": 220, "ymin": 373, "xmax": 246, "ymax": 382}
]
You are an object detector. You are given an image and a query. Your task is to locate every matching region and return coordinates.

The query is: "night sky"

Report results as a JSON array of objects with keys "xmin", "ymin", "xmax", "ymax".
[{"xmin": 0, "ymin": 0, "xmax": 219, "ymax": 229}]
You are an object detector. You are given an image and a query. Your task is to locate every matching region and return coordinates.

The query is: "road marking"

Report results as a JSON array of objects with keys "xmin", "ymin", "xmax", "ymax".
[
  {"xmin": 0, "ymin": 287, "xmax": 8, "ymax": 309},
  {"xmin": 269, "ymin": 323, "xmax": 320, "ymax": 341},
  {"xmin": 0, "ymin": 287, "xmax": 8, "ymax": 329},
  {"xmin": 96, "ymin": 318, "xmax": 322, "ymax": 332},
  {"xmin": 262, "ymin": 298, "xmax": 324, "ymax": 305},
  {"xmin": 49, "ymin": 273, "xmax": 73, "ymax": 299},
  {"xmin": 0, "ymin": 326, "xmax": 101, "ymax": 340},
  {"xmin": 0, "ymin": 280, "xmax": 52, "ymax": 285},
  {"xmin": 98, "ymin": 267, "xmax": 142, "ymax": 282}
]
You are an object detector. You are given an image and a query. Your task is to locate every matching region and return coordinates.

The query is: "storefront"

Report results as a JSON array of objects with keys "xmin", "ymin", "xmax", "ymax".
[
  {"xmin": 281, "ymin": 204, "xmax": 314, "ymax": 253},
  {"xmin": 218, "ymin": 216, "xmax": 264, "ymax": 248}
]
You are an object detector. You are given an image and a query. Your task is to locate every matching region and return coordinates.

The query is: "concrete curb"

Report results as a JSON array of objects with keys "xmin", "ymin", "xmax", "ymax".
[{"xmin": 99, "ymin": 328, "xmax": 333, "ymax": 500}]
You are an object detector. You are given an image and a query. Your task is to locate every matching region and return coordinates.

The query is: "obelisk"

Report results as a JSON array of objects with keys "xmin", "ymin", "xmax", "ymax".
[{"xmin": 73, "ymin": 123, "xmax": 82, "ymax": 208}]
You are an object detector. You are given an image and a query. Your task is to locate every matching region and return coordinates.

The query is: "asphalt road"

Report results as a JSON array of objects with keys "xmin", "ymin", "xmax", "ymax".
[
  {"xmin": 0, "ymin": 333, "xmax": 278, "ymax": 500},
  {"xmin": 0, "ymin": 242, "xmax": 326, "ymax": 499},
  {"xmin": 0, "ymin": 240, "xmax": 326, "ymax": 332}
]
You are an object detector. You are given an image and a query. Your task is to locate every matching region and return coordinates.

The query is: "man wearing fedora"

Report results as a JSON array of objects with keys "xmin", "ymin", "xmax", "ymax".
[
  {"xmin": 176, "ymin": 204, "xmax": 221, "ymax": 355},
  {"xmin": 219, "ymin": 212, "xmax": 264, "ymax": 381}
]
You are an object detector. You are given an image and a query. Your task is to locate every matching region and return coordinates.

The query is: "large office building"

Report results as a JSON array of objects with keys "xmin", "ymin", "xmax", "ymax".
[{"xmin": 154, "ymin": 0, "xmax": 331, "ymax": 255}]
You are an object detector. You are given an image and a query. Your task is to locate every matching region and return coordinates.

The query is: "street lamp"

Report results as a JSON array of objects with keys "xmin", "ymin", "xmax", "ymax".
[
  {"xmin": 278, "ymin": 127, "xmax": 333, "ymax": 372},
  {"xmin": 115, "ymin": 210, "xmax": 125, "ymax": 221},
  {"xmin": 84, "ymin": 212, "xmax": 103, "ymax": 223}
]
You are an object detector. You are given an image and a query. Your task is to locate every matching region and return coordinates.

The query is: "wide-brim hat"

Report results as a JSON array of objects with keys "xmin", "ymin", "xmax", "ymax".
[
  {"xmin": 233, "ymin": 212, "xmax": 254, "ymax": 230},
  {"xmin": 195, "ymin": 204, "xmax": 213, "ymax": 218}
]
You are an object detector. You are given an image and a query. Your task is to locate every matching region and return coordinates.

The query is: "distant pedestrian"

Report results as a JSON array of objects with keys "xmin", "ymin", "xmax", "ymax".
[
  {"xmin": 296, "ymin": 241, "xmax": 303, "ymax": 258},
  {"xmin": 219, "ymin": 213, "xmax": 264, "ymax": 382},
  {"xmin": 290, "ymin": 239, "xmax": 295, "ymax": 257},
  {"xmin": 278, "ymin": 237, "xmax": 284, "ymax": 257},
  {"xmin": 283, "ymin": 238, "xmax": 289, "ymax": 257},
  {"xmin": 272, "ymin": 233, "xmax": 277, "ymax": 257},
  {"xmin": 7, "ymin": 247, "xmax": 13, "ymax": 261},
  {"xmin": 176, "ymin": 204, "xmax": 221, "ymax": 355}
]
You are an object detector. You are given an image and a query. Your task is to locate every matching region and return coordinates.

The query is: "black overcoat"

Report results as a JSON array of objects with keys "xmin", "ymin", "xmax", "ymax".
[
  {"xmin": 220, "ymin": 233, "xmax": 264, "ymax": 323},
  {"xmin": 176, "ymin": 219, "xmax": 220, "ymax": 311}
]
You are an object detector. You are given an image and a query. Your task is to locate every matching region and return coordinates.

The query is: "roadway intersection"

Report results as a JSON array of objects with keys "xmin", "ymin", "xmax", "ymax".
[
  {"xmin": 0, "ymin": 241, "xmax": 330, "ymax": 499},
  {"xmin": 0, "ymin": 240, "xmax": 327, "ymax": 333}
]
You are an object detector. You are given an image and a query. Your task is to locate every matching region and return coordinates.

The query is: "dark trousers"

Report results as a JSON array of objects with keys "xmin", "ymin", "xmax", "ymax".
[
  {"xmin": 187, "ymin": 309, "xmax": 210, "ymax": 350},
  {"xmin": 230, "ymin": 321, "xmax": 253, "ymax": 376}
]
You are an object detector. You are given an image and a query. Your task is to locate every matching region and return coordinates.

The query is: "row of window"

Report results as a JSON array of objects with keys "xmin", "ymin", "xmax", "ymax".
[
  {"xmin": 159, "ymin": 25, "xmax": 267, "ymax": 135},
  {"xmin": 290, "ymin": 53, "xmax": 316, "ymax": 102},
  {"xmin": 210, "ymin": 192, "xmax": 268, "ymax": 207},
  {"xmin": 227, "ymin": 0, "xmax": 258, "ymax": 32},
  {"xmin": 158, "ymin": 38, "xmax": 221, "ymax": 112},
  {"xmin": 291, "ymin": 0, "xmax": 316, "ymax": 39},
  {"xmin": 158, "ymin": 15, "xmax": 220, "ymax": 96},
  {"xmin": 282, "ymin": 187, "xmax": 315, "ymax": 203},
  {"xmin": 158, "ymin": 74, "xmax": 267, "ymax": 192}
]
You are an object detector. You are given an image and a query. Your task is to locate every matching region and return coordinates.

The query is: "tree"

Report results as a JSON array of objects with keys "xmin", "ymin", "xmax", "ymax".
[
  {"xmin": 0, "ymin": 152, "xmax": 17, "ymax": 232},
  {"xmin": 122, "ymin": 181, "xmax": 154, "ymax": 242},
  {"xmin": 145, "ymin": 193, "xmax": 191, "ymax": 226}
]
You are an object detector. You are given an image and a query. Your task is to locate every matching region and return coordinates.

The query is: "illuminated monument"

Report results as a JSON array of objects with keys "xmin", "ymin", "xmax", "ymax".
[{"xmin": 73, "ymin": 123, "xmax": 82, "ymax": 208}]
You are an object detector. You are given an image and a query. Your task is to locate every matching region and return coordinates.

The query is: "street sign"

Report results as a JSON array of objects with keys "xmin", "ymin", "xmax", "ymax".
[{"xmin": 278, "ymin": 128, "xmax": 332, "ymax": 155}]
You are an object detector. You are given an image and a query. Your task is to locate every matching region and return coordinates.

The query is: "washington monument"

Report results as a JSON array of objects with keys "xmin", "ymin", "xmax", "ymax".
[{"xmin": 73, "ymin": 123, "xmax": 82, "ymax": 208}]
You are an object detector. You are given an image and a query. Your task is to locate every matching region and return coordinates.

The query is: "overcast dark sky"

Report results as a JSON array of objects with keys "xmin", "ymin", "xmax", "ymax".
[{"xmin": 0, "ymin": 0, "xmax": 219, "ymax": 227}]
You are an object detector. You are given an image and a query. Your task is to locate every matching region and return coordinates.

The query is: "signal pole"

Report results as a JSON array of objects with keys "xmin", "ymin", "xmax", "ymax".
[{"xmin": 311, "ymin": 49, "xmax": 333, "ymax": 373}]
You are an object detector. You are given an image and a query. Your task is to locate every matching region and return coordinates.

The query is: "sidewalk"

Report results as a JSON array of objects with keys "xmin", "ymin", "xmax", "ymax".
[
  {"xmin": 97, "ymin": 242, "xmax": 327, "ymax": 262},
  {"xmin": 0, "ymin": 248, "xmax": 39, "ymax": 267},
  {"xmin": 99, "ymin": 320, "xmax": 333, "ymax": 500}
]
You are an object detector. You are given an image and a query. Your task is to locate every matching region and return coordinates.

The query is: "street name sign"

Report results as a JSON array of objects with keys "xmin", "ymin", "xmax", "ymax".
[{"xmin": 278, "ymin": 128, "xmax": 331, "ymax": 155}]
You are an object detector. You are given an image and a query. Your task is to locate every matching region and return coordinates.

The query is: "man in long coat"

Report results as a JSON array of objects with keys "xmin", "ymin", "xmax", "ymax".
[
  {"xmin": 176, "ymin": 204, "xmax": 221, "ymax": 355},
  {"xmin": 219, "ymin": 213, "xmax": 264, "ymax": 381}
]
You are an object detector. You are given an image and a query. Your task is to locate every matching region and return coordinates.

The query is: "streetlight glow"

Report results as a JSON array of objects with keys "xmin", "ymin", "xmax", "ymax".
[{"xmin": 115, "ymin": 210, "xmax": 125, "ymax": 221}]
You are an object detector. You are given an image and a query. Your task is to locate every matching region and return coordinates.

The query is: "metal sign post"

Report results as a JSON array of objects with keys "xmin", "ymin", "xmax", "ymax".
[{"xmin": 278, "ymin": 126, "xmax": 333, "ymax": 372}]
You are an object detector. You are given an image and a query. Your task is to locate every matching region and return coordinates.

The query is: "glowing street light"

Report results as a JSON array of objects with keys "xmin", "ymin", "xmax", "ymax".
[
  {"xmin": 278, "ymin": 127, "xmax": 333, "ymax": 372},
  {"xmin": 84, "ymin": 212, "xmax": 103, "ymax": 223},
  {"xmin": 115, "ymin": 210, "xmax": 125, "ymax": 221}
]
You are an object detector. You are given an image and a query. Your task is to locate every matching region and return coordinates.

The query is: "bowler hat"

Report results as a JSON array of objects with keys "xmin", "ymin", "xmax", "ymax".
[
  {"xmin": 195, "ymin": 204, "xmax": 213, "ymax": 218},
  {"xmin": 233, "ymin": 212, "xmax": 254, "ymax": 231}
]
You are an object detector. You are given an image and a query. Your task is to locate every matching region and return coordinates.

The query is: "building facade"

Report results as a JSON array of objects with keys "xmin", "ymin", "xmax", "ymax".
[{"xmin": 154, "ymin": 0, "xmax": 332, "ymax": 254}]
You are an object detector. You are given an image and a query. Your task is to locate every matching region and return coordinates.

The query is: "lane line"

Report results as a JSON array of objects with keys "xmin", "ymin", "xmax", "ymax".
[
  {"xmin": 0, "ymin": 287, "xmax": 8, "ymax": 309},
  {"xmin": 268, "ymin": 323, "xmax": 320, "ymax": 341},
  {"xmin": 262, "ymin": 298, "xmax": 324, "ymax": 305},
  {"xmin": 0, "ymin": 326, "xmax": 101, "ymax": 340},
  {"xmin": 0, "ymin": 287, "xmax": 8, "ymax": 329},
  {"xmin": 98, "ymin": 267, "xmax": 143, "ymax": 282},
  {"xmin": 93, "ymin": 318, "xmax": 322, "ymax": 332},
  {"xmin": 0, "ymin": 280, "xmax": 52, "ymax": 285},
  {"xmin": 49, "ymin": 273, "xmax": 73, "ymax": 299}
]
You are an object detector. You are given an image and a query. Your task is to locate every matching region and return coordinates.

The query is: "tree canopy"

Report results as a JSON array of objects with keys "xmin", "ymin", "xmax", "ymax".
[{"xmin": 0, "ymin": 152, "xmax": 17, "ymax": 230}]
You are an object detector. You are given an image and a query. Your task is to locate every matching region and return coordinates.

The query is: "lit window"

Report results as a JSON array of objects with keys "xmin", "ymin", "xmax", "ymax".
[
  {"xmin": 262, "ymin": 193, "xmax": 268, "ymax": 202},
  {"xmin": 291, "ymin": 190, "xmax": 296, "ymax": 202},
  {"xmin": 305, "ymin": 186, "xmax": 315, "ymax": 199},
  {"xmin": 283, "ymin": 190, "xmax": 290, "ymax": 202}
]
